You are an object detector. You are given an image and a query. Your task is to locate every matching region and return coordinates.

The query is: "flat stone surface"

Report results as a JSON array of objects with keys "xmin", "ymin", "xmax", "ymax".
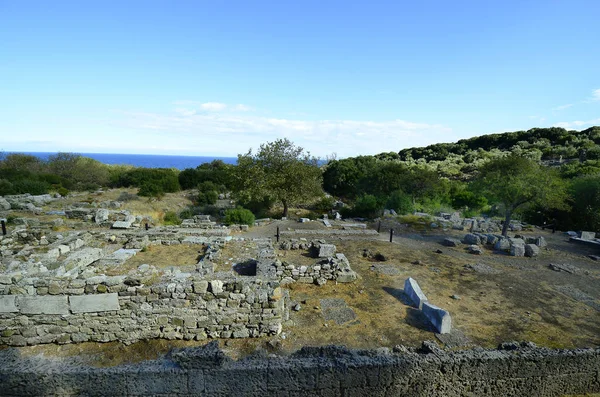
[
  {"xmin": 422, "ymin": 302, "xmax": 452, "ymax": 334},
  {"xmin": 0, "ymin": 296, "xmax": 18, "ymax": 313},
  {"xmin": 370, "ymin": 264, "xmax": 400, "ymax": 275},
  {"xmin": 404, "ymin": 277, "xmax": 428, "ymax": 309},
  {"xmin": 463, "ymin": 263, "xmax": 500, "ymax": 275},
  {"xmin": 318, "ymin": 244, "xmax": 336, "ymax": 258},
  {"xmin": 320, "ymin": 298, "xmax": 357, "ymax": 325},
  {"xmin": 580, "ymin": 231, "xmax": 596, "ymax": 240},
  {"xmin": 182, "ymin": 236, "xmax": 208, "ymax": 245},
  {"xmin": 435, "ymin": 328, "xmax": 472, "ymax": 348},
  {"xmin": 111, "ymin": 221, "xmax": 132, "ymax": 229},
  {"xmin": 17, "ymin": 296, "xmax": 69, "ymax": 315},
  {"xmin": 69, "ymin": 293, "xmax": 120, "ymax": 313}
]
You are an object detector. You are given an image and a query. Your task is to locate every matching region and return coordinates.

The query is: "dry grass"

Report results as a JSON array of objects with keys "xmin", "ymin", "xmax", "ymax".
[{"xmin": 105, "ymin": 245, "xmax": 203, "ymax": 276}]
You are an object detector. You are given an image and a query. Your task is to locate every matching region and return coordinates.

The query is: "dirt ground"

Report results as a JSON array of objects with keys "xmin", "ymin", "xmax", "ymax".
[{"xmin": 8, "ymin": 193, "xmax": 600, "ymax": 368}]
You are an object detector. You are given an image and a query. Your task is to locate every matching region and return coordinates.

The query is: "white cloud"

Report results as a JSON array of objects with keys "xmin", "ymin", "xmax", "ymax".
[
  {"xmin": 200, "ymin": 102, "xmax": 227, "ymax": 111},
  {"xmin": 553, "ymin": 104, "xmax": 573, "ymax": 111},
  {"xmin": 233, "ymin": 104, "xmax": 253, "ymax": 112},
  {"xmin": 553, "ymin": 118, "xmax": 600, "ymax": 129},
  {"xmin": 114, "ymin": 110, "xmax": 453, "ymax": 157},
  {"xmin": 593, "ymin": 88, "xmax": 600, "ymax": 101}
]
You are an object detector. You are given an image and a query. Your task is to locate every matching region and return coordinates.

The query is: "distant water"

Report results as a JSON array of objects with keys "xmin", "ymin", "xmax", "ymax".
[{"xmin": 8, "ymin": 152, "xmax": 238, "ymax": 170}]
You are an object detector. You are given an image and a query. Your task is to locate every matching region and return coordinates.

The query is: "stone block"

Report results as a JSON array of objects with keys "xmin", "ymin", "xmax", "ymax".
[
  {"xmin": 69, "ymin": 293, "xmax": 120, "ymax": 313},
  {"xmin": 580, "ymin": 231, "xmax": 596, "ymax": 240},
  {"xmin": 422, "ymin": 302, "xmax": 452, "ymax": 334},
  {"xmin": 0, "ymin": 296, "xmax": 18, "ymax": 313},
  {"xmin": 525, "ymin": 244, "xmax": 540, "ymax": 257},
  {"xmin": 404, "ymin": 277, "xmax": 428, "ymax": 310},
  {"xmin": 443, "ymin": 238, "xmax": 461, "ymax": 247},
  {"xmin": 17, "ymin": 296, "xmax": 69, "ymax": 315},
  {"xmin": 463, "ymin": 233, "xmax": 481, "ymax": 245},
  {"xmin": 510, "ymin": 244, "xmax": 525, "ymax": 257},
  {"xmin": 494, "ymin": 238, "xmax": 510, "ymax": 251},
  {"xmin": 318, "ymin": 244, "xmax": 336, "ymax": 258},
  {"xmin": 62, "ymin": 247, "xmax": 103, "ymax": 273},
  {"xmin": 95, "ymin": 209, "xmax": 110, "ymax": 224},
  {"xmin": 111, "ymin": 221, "xmax": 132, "ymax": 229}
]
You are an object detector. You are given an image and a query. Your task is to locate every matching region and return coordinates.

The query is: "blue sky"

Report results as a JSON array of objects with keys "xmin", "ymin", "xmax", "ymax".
[{"xmin": 1, "ymin": 1, "xmax": 599, "ymax": 157}]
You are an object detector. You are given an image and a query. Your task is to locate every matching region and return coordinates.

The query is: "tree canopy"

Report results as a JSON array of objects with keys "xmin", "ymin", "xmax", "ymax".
[
  {"xmin": 233, "ymin": 138, "xmax": 322, "ymax": 217},
  {"xmin": 474, "ymin": 154, "xmax": 569, "ymax": 235}
]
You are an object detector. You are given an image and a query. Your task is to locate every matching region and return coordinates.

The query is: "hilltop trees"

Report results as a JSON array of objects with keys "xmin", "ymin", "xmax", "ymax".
[
  {"xmin": 474, "ymin": 155, "xmax": 569, "ymax": 236},
  {"xmin": 233, "ymin": 139, "xmax": 322, "ymax": 217}
]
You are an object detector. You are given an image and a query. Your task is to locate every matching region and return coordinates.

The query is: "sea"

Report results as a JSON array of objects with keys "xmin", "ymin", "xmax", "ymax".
[{"xmin": 6, "ymin": 152, "xmax": 238, "ymax": 170}]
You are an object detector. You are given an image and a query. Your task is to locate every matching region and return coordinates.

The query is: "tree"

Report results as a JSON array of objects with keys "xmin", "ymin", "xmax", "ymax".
[
  {"xmin": 233, "ymin": 139, "xmax": 323, "ymax": 217},
  {"xmin": 474, "ymin": 154, "xmax": 569, "ymax": 236}
]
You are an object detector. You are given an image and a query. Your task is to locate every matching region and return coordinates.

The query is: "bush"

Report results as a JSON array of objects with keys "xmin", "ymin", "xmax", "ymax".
[
  {"xmin": 162, "ymin": 211, "xmax": 181, "ymax": 225},
  {"xmin": 0, "ymin": 179, "xmax": 15, "ymax": 195},
  {"xmin": 313, "ymin": 196, "xmax": 336, "ymax": 213},
  {"xmin": 12, "ymin": 179, "xmax": 50, "ymax": 195},
  {"xmin": 197, "ymin": 190, "xmax": 218, "ymax": 206},
  {"xmin": 349, "ymin": 194, "xmax": 383, "ymax": 219},
  {"xmin": 223, "ymin": 207, "xmax": 255, "ymax": 226},
  {"xmin": 57, "ymin": 187, "xmax": 69, "ymax": 197},
  {"xmin": 138, "ymin": 183, "xmax": 164, "ymax": 198},
  {"xmin": 386, "ymin": 190, "xmax": 414, "ymax": 215}
]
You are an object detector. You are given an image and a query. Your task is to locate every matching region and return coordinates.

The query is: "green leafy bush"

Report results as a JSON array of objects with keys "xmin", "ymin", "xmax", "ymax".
[
  {"xmin": 0, "ymin": 179, "xmax": 15, "ymax": 195},
  {"xmin": 162, "ymin": 211, "xmax": 181, "ymax": 225},
  {"xmin": 386, "ymin": 190, "xmax": 414, "ymax": 215},
  {"xmin": 12, "ymin": 179, "xmax": 50, "ymax": 195},
  {"xmin": 223, "ymin": 208, "xmax": 255, "ymax": 226}
]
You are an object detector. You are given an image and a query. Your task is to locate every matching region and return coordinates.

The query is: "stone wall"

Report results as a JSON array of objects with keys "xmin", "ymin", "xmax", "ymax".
[
  {"xmin": 0, "ymin": 342, "xmax": 598, "ymax": 396},
  {"xmin": 0, "ymin": 277, "xmax": 285, "ymax": 346}
]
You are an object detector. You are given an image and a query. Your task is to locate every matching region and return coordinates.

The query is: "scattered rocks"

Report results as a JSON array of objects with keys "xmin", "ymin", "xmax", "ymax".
[{"xmin": 548, "ymin": 263, "xmax": 579, "ymax": 274}]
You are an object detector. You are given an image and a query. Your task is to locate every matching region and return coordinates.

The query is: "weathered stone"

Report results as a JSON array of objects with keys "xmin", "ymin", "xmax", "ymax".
[
  {"xmin": 209, "ymin": 280, "xmax": 223, "ymax": 294},
  {"xmin": 468, "ymin": 245, "xmax": 483, "ymax": 255},
  {"xmin": 404, "ymin": 277, "xmax": 428, "ymax": 310},
  {"xmin": 525, "ymin": 244, "xmax": 540, "ymax": 257},
  {"xmin": 95, "ymin": 209, "xmax": 110, "ymax": 224},
  {"xmin": 69, "ymin": 293, "xmax": 120, "ymax": 313},
  {"xmin": 62, "ymin": 247, "xmax": 103, "ymax": 273},
  {"xmin": 318, "ymin": 244, "xmax": 336, "ymax": 258},
  {"xmin": 0, "ymin": 296, "xmax": 18, "ymax": 313},
  {"xmin": 463, "ymin": 233, "xmax": 481, "ymax": 245},
  {"xmin": 193, "ymin": 280, "xmax": 209, "ymax": 294},
  {"xmin": 17, "ymin": 296, "xmax": 69, "ymax": 315},
  {"xmin": 422, "ymin": 302, "xmax": 452, "ymax": 334},
  {"xmin": 510, "ymin": 244, "xmax": 525, "ymax": 257},
  {"xmin": 443, "ymin": 238, "xmax": 461, "ymax": 247},
  {"xmin": 580, "ymin": 231, "xmax": 596, "ymax": 240},
  {"xmin": 494, "ymin": 238, "xmax": 510, "ymax": 251},
  {"xmin": 111, "ymin": 221, "xmax": 132, "ymax": 229}
]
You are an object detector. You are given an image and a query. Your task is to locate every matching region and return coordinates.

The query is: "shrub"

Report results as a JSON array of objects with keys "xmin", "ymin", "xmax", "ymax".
[
  {"xmin": 386, "ymin": 190, "xmax": 414, "ymax": 215},
  {"xmin": 0, "ymin": 179, "xmax": 15, "ymax": 195},
  {"xmin": 117, "ymin": 191, "xmax": 138, "ymax": 202},
  {"xmin": 351, "ymin": 194, "xmax": 383, "ymax": 219},
  {"xmin": 12, "ymin": 179, "xmax": 50, "ymax": 195},
  {"xmin": 162, "ymin": 211, "xmax": 181, "ymax": 225},
  {"xmin": 313, "ymin": 196, "xmax": 336, "ymax": 213},
  {"xmin": 224, "ymin": 207, "xmax": 255, "ymax": 226},
  {"xmin": 138, "ymin": 183, "xmax": 164, "ymax": 198},
  {"xmin": 197, "ymin": 190, "xmax": 218, "ymax": 206},
  {"xmin": 57, "ymin": 187, "xmax": 69, "ymax": 197}
]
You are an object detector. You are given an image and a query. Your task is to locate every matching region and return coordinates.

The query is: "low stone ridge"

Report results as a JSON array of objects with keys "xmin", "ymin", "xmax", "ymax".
[
  {"xmin": 404, "ymin": 277, "xmax": 428, "ymax": 309},
  {"xmin": 422, "ymin": 302, "xmax": 452, "ymax": 334},
  {"xmin": 1, "ymin": 342, "xmax": 598, "ymax": 396},
  {"xmin": 69, "ymin": 293, "xmax": 120, "ymax": 313}
]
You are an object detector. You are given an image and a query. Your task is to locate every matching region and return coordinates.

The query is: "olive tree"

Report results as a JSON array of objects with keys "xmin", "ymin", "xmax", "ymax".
[
  {"xmin": 474, "ymin": 154, "xmax": 569, "ymax": 236},
  {"xmin": 233, "ymin": 139, "xmax": 322, "ymax": 217}
]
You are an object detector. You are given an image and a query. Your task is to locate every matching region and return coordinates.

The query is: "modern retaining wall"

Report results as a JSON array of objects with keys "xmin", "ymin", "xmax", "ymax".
[{"xmin": 0, "ymin": 342, "xmax": 598, "ymax": 396}]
